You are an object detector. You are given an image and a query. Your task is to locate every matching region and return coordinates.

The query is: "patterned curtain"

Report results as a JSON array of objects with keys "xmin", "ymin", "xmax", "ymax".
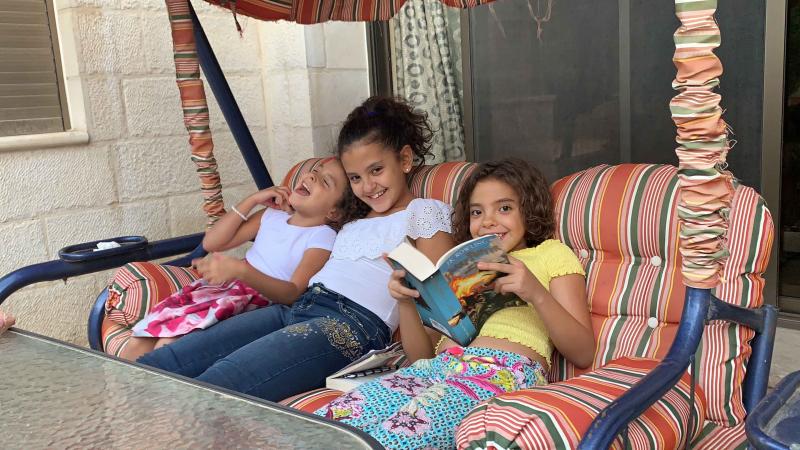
[{"xmin": 391, "ymin": 0, "xmax": 465, "ymax": 163}]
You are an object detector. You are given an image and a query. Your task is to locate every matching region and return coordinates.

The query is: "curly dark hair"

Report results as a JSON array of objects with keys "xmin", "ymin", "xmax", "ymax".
[
  {"xmin": 452, "ymin": 158, "xmax": 555, "ymax": 247},
  {"xmin": 328, "ymin": 182, "xmax": 371, "ymax": 231},
  {"xmin": 337, "ymin": 96, "xmax": 433, "ymax": 176}
]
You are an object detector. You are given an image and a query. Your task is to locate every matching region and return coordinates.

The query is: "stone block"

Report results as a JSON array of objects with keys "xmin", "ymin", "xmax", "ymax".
[
  {"xmin": 0, "ymin": 221, "xmax": 48, "ymax": 277},
  {"xmin": 304, "ymin": 25, "xmax": 326, "ymax": 68},
  {"xmin": 141, "ymin": 11, "xmax": 175, "ymax": 73},
  {"xmin": 168, "ymin": 192, "xmax": 206, "ymax": 236},
  {"xmin": 57, "ymin": 0, "xmax": 116, "ymax": 9},
  {"xmin": 115, "ymin": 136, "xmax": 199, "ymax": 201},
  {"xmin": 168, "ymin": 181, "xmax": 257, "ymax": 237},
  {"xmin": 3, "ymin": 275, "xmax": 97, "ymax": 346},
  {"xmin": 263, "ymin": 70, "xmax": 312, "ymax": 128},
  {"xmin": 268, "ymin": 125, "xmax": 316, "ymax": 181},
  {"xmin": 0, "ymin": 146, "xmax": 115, "ymax": 223},
  {"xmin": 259, "ymin": 21, "xmax": 307, "ymax": 72},
  {"xmin": 210, "ymin": 131, "xmax": 253, "ymax": 186},
  {"xmin": 205, "ymin": 75, "xmax": 267, "ymax": 130},
  {"xmin": 324, "ymin": 22, "xmax": 368, "ymax": 69},
  {"xmin": 198, "ymin": 12, "xmax": 262, "ymax": 74},
  {"xmin": 309, "ymin": 70, "xmax": 369, "ymax": 127},
  {"xmin": 123, "ymin": 78, "xmax": 184, "ymax": 137},
  {"xmin": 85, "ymin": 77, "xmax": 124, "ymax": 141},
  {"xmin": 120, "ymin": 0, "xmax": 164, "ymax": 9},
  {"xmin": 312, "ymin": 125, "xmax": 338, "ymax": 156},
  {"xmin": 74, "ymin": 11, "xmax": 145, "ymax": 75},
  {"xmin": 43, "ymin": 199, "xmax": 171, "ymax": 257}
]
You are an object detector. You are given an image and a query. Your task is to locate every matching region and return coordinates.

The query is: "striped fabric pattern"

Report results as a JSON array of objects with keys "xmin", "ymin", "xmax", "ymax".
[
  {"xmin": 549, "ymin": 164, "xmax": 684, "ymax": 382},
  {"xmin": 282, "ymin": 158, "xmax": 477, "ymax": 207},
  {"xmin": 410, "ymin": 162, "xmax": 477, "ymax": 207},
  {"xmin": 457, "ymin": 358, "xmax": 706, "ymax": 450},
  {"xmin": 451, "ymin": 164, "xmax": 771, "ymax": 448},
  {"xmin": 280, "ymin": 157, "xmax": 331, "ymax": 189},
  {"xmin": 102, "ymin": 321, "xmax": 134, "ymax": 357},
  {"xmin": 670, "ymin": 0, "xmax": 733, "ymax": 288},
  {"xmin": 106, "ymin": 262, "xmax": 201, "ymax": 328},
  {"xmin": 703, "ymin": 184, "xmax": 773, "ymax": 426},
  {"xmin": 549, "ymin": 164, "xmax": 771, "ymax": 426},
  {"xmin": 692, "ymin": 421, "xmax": 747, "ymax": 450},
  {"xmin": 279, "ymin": 387, "xmax": 344, "ymax": 412},
  {"xmin": 203, "ymin": 0, "xmax": 497, "ymax": 24},
  {"xmin": 167, "ymin": 0, "xmax": 225, "ymax": 227}
]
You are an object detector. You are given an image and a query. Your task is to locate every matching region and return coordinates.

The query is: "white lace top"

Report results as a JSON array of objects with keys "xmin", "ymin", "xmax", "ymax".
[{"xmin": 309, "ymin": 198, "xmax": 452, "ymax": 331}]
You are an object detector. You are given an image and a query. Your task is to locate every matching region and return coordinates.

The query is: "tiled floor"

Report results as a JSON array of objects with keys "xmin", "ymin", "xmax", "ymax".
[{"xmin": 770, "ymin": 326, "xmax": 800, "ymax": 388}]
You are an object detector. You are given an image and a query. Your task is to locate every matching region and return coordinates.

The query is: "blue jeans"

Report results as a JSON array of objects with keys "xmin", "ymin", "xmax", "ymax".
[{"xmin": 137, "ymin": 284, "xmax": 391, "ymax": 402}]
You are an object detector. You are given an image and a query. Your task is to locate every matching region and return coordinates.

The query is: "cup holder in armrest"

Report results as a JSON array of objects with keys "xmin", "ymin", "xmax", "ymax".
[{"xmin": 58, "ymin": 236, "xmax": 149, "ymax": 262}]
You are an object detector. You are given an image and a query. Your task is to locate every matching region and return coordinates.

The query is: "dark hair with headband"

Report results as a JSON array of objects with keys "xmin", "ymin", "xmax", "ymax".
[{"xmin": 337, "ymin": 96, "xmax": 433, "ymax": 176}]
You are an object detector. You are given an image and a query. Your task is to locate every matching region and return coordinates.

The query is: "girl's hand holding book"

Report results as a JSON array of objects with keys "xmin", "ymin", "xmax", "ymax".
[
  {"xmin": 477, "ymin": 256, "xmax": 547, "ymax": 305},
  {"xmin": 387, "ymin": 268, "xmax": 420, "ymax": 305}
]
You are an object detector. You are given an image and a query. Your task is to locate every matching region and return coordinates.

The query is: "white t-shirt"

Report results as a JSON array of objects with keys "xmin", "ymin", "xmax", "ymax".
[
  {"xmin": 309, "ymin": 198, "xmax": 452, "ymax": 331},
  {"xmin": 245, "ymin": 208, "xmax": 337, "ymax": 281}
]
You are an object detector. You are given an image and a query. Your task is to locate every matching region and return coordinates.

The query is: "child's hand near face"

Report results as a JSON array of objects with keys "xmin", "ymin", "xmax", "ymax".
[
  {"xmin": 249, "ymin": 186, "xmax": 293, "ymax": 212},
  {"xmin": 192, "ymin": 253, "xmax": 246, "ymax": 285},
  {"xmin": 477, "ymin": 256, "xmax": 548, "ymax": 305}
]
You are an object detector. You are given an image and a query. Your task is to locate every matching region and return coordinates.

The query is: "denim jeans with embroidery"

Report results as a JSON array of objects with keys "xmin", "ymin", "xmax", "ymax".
[{"xmin": 137, "ymin": 283, "xmax": 392, "ymax": 402}]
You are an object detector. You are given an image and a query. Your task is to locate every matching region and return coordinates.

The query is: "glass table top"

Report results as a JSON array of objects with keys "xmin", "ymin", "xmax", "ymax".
[{"xmin": 0, "ymin": 330, "xmax": 380, "ymax": 449}]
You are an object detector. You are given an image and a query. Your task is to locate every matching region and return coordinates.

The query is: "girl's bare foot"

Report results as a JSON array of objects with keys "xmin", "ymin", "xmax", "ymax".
[{"xmin": 0, "ymin": 311, "xmax": 15, "ymax": 334}]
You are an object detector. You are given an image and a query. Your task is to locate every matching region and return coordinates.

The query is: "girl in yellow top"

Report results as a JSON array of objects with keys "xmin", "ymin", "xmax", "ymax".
[{"xmin": 318, "ymin": 159, "xmax": 594, "ymax": 449}]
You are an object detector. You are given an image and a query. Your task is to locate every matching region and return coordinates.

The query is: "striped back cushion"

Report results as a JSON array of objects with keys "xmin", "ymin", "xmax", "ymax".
[
  {"xmin": 282, "ymin": 159, "xmax": 477, "ymax": 207},
  {"xmin": 550, "ymin": 164, "xmax": 773, "ymax": 426},
  {"xmin": 281, "ymin": 158, "xmax": 332, "ymax": 189},
  {"xmin": 106, "ymin": 262, "xmax": 201, "ymax": 327}
]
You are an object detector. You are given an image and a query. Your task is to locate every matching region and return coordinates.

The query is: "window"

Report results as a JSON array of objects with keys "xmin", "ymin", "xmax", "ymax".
[
  {"xmin": 371, "ymin": 0, "xmax": 765, "ymax": 188},
  {"xmin": 1, "ymin": 0, "xmax": 69, "ymax": 137}
]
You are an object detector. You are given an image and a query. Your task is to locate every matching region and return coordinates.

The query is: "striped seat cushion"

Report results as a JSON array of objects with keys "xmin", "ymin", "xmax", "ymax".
[
  {"xmin": 106, "ymin": 262, "xmax": 200, "ymax": 327},
  {"xmin": 691, "ymin": 421, "xmax": 746, "ymax": 450},
  {"xmin": 549, "ymin": 164, "xmax": 773, "ymax": 428},
  {"xmin": 456, "ymin": 357, "xmax": 707, "ymax": 450},
  {"xmin": 101, "ymin": 262, "xmax": 200, "ymax": 355}
]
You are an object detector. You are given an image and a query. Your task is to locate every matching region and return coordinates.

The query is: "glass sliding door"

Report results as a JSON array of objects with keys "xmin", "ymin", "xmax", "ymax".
[{"xmin": 466, "ymin": 0, "xmax": 765, "ymax": 189}]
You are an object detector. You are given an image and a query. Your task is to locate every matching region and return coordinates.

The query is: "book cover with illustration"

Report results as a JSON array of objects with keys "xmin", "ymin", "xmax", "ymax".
[{"xmin": 387, "ymin": 235, "xmax": 526, "ymax": 346}]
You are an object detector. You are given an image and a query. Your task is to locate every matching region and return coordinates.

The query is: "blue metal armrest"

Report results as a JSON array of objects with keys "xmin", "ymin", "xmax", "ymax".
[
  {"xmin": 579, "ymin": 287, "xmax": 778, "ymax": 449},
  {"xmin": 745, "ymin": 371, "xmax": 800, "ymax": 450},
  {"xmin": 0, "ymin": 233, "xmax": 207, "ymax": 351}
]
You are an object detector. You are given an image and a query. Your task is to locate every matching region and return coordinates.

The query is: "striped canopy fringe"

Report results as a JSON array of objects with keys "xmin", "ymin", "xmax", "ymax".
[
  {"xmin": 167, "ymin": 0, "xmax": 225, "ymax": 227},
  {"xmin": 670, "ymin": 0, "xmax": 733, "ymax": 288},
  {"xmin": 203, "ymin": 0, "xmax": 496, "ymax": 24}
]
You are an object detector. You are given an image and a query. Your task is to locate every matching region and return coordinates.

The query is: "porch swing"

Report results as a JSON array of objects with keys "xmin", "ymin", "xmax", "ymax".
[{"xmin": 0, "ymin": 0, "xmax": 777, "ymax": 447}]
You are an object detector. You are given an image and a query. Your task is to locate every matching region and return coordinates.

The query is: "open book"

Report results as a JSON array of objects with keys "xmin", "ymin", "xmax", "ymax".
[
  {"xmin": 387, "ymin": 235, "xmax": 526, "ymax": 346},
  {"xmin": 325, "ymin": 342, "xmax": 406, "ymax": 392}
]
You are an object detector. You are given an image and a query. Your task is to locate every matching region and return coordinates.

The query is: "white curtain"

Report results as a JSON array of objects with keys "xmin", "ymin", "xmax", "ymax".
[{"xmin": 391, "ymin": 0, "xmax": 465, "ymax": 163}]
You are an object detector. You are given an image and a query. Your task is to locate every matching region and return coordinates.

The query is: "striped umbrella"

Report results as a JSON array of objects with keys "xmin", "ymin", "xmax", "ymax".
[{"xmin": 167, "ymin": 0, "xmax": 731, "ymax": 287}]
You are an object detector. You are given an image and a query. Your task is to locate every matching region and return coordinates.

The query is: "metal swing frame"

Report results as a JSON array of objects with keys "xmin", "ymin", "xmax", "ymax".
[{"xmin": 0, "ymin": 1, "xmax": 779, "ymax": 447}]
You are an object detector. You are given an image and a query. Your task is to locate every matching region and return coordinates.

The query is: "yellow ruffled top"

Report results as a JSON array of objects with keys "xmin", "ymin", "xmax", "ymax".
[{"xmin": 449, "ymin": 239, "xmax": 585, "ymax": 366}]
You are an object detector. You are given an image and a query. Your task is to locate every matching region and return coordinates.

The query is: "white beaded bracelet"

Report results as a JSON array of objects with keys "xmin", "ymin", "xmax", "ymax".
[{"xmin": 231, "ymin": 205, "xmax": 248, "ymax": 221}]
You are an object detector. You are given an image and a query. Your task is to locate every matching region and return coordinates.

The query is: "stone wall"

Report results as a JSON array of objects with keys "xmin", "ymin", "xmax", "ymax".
[{"xmin": 0, "ymin": 0, "xmax": 369, "ymax": 345}]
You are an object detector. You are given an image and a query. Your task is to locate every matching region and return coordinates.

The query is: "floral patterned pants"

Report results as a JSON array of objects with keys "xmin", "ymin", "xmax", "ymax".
[{"xmin": 316, "ymin": 346, "xmax": 546, "ymax": 450}]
